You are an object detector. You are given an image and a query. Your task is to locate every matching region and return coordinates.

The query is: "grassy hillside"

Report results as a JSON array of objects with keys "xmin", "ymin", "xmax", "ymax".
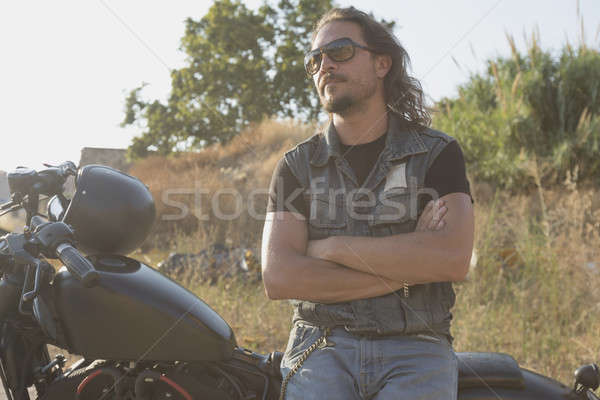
[{"xmin": 129, "ymin": 118, "xmax": 600, "ymax": 386}]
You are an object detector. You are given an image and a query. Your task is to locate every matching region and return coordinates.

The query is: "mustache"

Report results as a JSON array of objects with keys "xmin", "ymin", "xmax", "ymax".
[{"xmin": 320, "ymin": 73, "xmax": 346, "ymax": 93}]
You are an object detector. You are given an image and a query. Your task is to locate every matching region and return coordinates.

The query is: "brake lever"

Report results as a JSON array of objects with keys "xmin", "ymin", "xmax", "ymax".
[
  {"xmin": 18, "ymin": 264, "xmax": 35, "ymax": 315},
  {"xmin": 62, "ymin": 161, "xmax": 77, "ymax": 176},
  {"xmin": 42, "ymin": 161, "xmax": 77, "ymax": 177},
  {"xmin": 4, "ymin": 234, "xmax": 43, "ymax": 316}
]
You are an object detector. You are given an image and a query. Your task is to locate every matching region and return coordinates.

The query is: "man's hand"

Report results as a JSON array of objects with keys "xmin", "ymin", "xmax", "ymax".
[
  {"xmin": 307, "ymin": 199, "xmax": 449, "ymax": 260},
  {"xmin": 416, "ymin": 199, "xmax": 448, "ymax": 232}
]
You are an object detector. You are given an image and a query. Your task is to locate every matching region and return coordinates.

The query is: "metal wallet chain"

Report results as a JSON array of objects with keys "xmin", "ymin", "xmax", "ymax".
[{"xmin": 279, "ymin": 327, "xmax": 331, "ymax": 400}]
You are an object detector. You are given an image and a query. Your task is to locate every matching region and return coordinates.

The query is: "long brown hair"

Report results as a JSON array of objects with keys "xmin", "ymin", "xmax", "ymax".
[{"xmin": 312, "ymin": 7, "xmax": 431, "ymax": 126}]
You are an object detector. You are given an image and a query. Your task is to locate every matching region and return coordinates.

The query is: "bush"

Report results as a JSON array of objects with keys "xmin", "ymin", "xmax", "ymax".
[{"xmin": 433, "ymin": 33, "xmax": 600, "ymax": 190}]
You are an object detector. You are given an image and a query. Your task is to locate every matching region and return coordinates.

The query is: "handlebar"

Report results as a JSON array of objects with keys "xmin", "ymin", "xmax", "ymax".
[
  {"xmin": 7, "ymin": 161, "xmax": 76, "ymax": 199},
  {"xmin": 3, "ymin": 161, "xmax": 77, "ymax": 227},
  {"xmin": 1, "ymin": 162, "xmax": 101, "ymax": 289},
  {"xmin": 31, "ymin": 219, "xmax": 100, "ymax": 288}
]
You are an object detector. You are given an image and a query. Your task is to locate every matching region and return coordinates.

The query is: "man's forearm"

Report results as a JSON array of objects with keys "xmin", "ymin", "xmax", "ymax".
[
  {"xmin": 263, "ymin": 253, "xmax": 405, "ymax": 303},
  {"xmin": 324, "ymin": 231, "xmax": 467, "ymax": 284}
]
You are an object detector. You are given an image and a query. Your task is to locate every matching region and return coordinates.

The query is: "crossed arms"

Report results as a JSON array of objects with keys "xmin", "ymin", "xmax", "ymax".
[{"xmin": 261, "ymin": 193, "xmax": 474, "ymax": 304}]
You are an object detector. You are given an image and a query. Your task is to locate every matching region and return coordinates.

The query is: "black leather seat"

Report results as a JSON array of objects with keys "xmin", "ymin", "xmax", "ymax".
[{"xmin": 457, "ymin": 352, "xmax": 524, "ymax": 389}]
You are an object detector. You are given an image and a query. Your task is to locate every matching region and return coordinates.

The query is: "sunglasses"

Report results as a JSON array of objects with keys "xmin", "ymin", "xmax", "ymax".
[{"xmin": 304, "ymin": 37, "xmax": 375, "ymax": 76}]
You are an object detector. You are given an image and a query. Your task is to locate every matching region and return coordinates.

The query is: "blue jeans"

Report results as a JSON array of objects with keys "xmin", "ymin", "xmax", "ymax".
[{"xmin": 280, "ymin": 323, "xmax": 458, "ymax": 400}]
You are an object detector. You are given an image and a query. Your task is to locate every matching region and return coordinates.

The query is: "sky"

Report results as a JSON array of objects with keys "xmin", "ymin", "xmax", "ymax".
[{"xmin": 0, "ymin": 0, "xmax": 598, "ymax": 173}]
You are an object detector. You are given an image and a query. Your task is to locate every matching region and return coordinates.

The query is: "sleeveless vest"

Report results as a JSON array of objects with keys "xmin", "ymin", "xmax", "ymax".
[{"xmin": 283, "ymin": 114, "xmax": 457, "ymax": 338}]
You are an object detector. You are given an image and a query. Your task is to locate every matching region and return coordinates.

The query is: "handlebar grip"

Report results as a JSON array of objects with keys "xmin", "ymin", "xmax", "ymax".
[{"xmin": 56, "ymin": 244, "xmax": 99, "ymax": 288}]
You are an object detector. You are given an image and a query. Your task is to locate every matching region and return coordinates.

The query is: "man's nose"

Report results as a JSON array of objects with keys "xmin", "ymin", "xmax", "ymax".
[
  {"xmin": 315, "ymin": 53, "xmax": 337, "ymax": 86},
  {"xmin": 318, "ymin": 53, "xmax": 338, "ymax": 73}
]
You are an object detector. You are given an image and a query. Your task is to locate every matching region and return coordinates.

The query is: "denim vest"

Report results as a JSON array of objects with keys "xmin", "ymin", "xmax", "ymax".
[{"xmin": 283, "ymin": 114, "xmax": 457, "ymax": 338}]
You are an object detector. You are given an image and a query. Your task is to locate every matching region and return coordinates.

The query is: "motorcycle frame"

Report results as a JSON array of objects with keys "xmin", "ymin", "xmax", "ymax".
[{"xmin": 0, "ymin": 319, "xmax": 53, "ymax": 400}]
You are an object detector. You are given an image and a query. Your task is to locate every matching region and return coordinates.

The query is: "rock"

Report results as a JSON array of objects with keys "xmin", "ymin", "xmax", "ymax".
[
  {"xmin": 158, "ymin": 243, "xmax": 261, "ymax": 285},
  {"xmin": 158, "ymin": 252, "xmax": 204, "ymax": 275}
]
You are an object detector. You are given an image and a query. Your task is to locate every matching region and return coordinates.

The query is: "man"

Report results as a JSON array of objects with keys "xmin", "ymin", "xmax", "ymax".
[{"xmin": 262, "ymin": 6, "xmax": 474, "ymax": 400}]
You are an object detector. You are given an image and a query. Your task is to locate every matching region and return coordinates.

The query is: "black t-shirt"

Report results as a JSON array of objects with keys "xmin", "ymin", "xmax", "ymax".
[{"xmin": 267, "ymin": 133, "xmax": 473, "ymax": 218}]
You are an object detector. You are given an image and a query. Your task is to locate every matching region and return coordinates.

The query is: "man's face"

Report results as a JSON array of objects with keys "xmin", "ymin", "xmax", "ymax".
[{"xmin": 311, "ymin": 21, "xmax": 380, "ymax": 115}]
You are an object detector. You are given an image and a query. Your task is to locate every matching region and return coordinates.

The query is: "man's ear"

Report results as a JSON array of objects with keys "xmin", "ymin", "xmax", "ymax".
[{"xmin": 374, "ymin": 54, "xmax": 392, "ymax": 79}]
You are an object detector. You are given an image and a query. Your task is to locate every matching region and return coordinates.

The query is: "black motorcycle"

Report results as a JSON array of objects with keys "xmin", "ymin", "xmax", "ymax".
[{"xmin": 0, "ymin": 161, "xmax": 597, "ymax": 400}]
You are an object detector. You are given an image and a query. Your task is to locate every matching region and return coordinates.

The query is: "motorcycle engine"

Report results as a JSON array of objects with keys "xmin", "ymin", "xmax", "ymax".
[{"xmin": 40, "ymin": 362, "xmax": 243, "ymax": 400}]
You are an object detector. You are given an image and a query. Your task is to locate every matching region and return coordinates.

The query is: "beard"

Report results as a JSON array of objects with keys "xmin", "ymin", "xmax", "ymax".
[
  {"xmin": 319, "ymin": 76, "xmax": 377, "ymax": 115},
  {"xmin": 322, "ymin": 93, "xmax": 355, "ymax": 114}
]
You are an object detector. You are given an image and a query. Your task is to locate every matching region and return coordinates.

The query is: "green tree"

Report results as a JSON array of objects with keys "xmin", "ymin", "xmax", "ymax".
[
  {"xmin": 123, "ymin": 0, "xmax": 335, "ymax": 158},
  {"xmin": 123, "ymin": 0, "xmax": 276, "ymax": 157}
]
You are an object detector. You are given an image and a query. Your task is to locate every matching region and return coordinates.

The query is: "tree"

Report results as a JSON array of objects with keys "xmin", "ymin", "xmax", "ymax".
[
  {"xmin": 123, "ymin": 0, "xmax": 335, "ymax": 158},
  {"xmin": 123, "ymin": 0, "xmax": 275, "ymax": 157}
]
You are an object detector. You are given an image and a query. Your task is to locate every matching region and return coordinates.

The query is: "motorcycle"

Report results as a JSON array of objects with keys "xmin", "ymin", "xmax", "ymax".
[{"xmin": 0, "ymin": 161, "xmax": 598, "ymax": 400}]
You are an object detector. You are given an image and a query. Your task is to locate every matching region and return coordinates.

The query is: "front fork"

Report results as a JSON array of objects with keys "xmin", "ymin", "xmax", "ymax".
[
  {"xmin": 0, "ymin": 264, "xmax": 55, "ymax": 399},
  {"xmin": 0, "ymin": 271, "xmax": 27, "ymax": 400},
  {"xmin": 0, "ymin": 322, "xmax": 31, "ymax": 400},
  {"xmin": 0, "ymin": 309, "xmax": 68, "ymax": 399},
  {"xmin": 0, "ymin": 324, "xmax": 59, "ymax": 400}
]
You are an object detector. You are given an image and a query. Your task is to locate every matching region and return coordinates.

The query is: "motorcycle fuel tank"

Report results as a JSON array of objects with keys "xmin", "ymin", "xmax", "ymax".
[{"xmin": 52, "ymin": 255, "xmax": 236, "ymax": 361}]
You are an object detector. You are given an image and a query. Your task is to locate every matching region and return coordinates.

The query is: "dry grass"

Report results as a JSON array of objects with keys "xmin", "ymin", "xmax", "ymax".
[
  {"xmin": 452, "ymin": 184, "xmax": 600, "ymax": 383},
  {"xmin": 129, "ymin": 118, "xmax": 314, "ymax": 249},
  {"xmin": 132, "ymin": 117, "xmax": 600, "ymax": 386}
]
